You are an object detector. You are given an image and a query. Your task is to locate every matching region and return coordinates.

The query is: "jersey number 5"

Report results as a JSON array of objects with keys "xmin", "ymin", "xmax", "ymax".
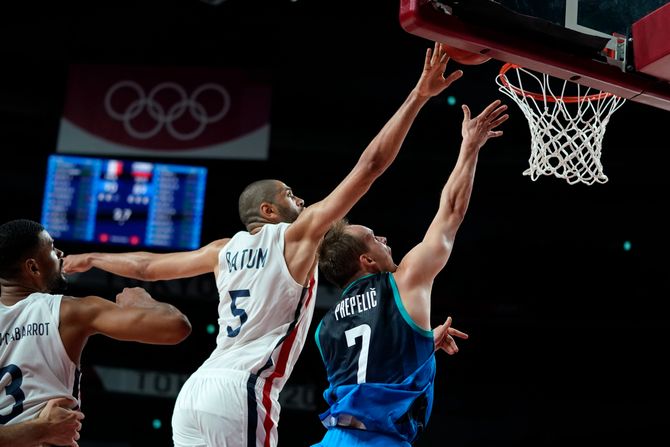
[
  {"xmin": 0, "ymin": 364, "xmax": 25, "ymax": 423},
  {"xmin": 345, "ymin": 324, "xmax": 371, "ymax": 384},
  {"xmin": 226, "ymin": 289, "xmax": 250, "ymax": 337}
]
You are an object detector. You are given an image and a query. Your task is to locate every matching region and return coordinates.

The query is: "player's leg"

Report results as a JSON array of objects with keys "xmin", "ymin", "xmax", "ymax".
[
  {"xmin": 198, "ymin": 375, "xmax": 278, "ymax": 447},
  {"xmin": 246, "ymin": 376, "xmax": 281, "ymax": 447},
  {"xmin": 172, "ymin": 407, "xmax": 207, "ymax": 447},
  {"xmin": 172, "ymin": 376, "xmax": 209, "ymax": 447},
  {"xmin": 172, "ymin": 371, "xmax": 265, "ymax": 447}
]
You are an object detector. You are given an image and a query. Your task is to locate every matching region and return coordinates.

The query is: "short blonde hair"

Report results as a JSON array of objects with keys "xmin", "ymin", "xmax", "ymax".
[{"xmin": 318, "ymin": 219, "xmax": 366, "ymax": 289}]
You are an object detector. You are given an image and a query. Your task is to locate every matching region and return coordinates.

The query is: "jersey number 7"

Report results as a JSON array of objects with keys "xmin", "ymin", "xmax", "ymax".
[{"xmin": 345, "ymin": 324, "xmax": 371, "ymax": 384}]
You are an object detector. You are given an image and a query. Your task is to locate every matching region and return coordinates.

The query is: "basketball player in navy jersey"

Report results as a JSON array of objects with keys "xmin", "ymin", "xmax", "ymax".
[
  {"xmin": 314, "ymin": 99, "xmax": 508, "ymax": 446},
  {"xmin": 0, "ymin": 219, "xmax": 191, "ymax": 446},
  {"xmin": 63, "ymin": 43, "xmax": 464, "ymax": 447}
]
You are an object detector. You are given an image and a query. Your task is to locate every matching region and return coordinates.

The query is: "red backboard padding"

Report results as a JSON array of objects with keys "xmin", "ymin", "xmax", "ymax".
[
  {"xmin": 400, "ymin": 0, "xmax": 670, "ymax": 111},
  {"xmin": 633, "ymin": 3, "xmax": 670, "ymax": 82}
]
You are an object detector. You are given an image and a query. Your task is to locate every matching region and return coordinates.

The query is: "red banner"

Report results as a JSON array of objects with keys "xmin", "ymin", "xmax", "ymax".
[{"xmin": 57, "ymin": 65, "xmax": 271, "ymax": 160}]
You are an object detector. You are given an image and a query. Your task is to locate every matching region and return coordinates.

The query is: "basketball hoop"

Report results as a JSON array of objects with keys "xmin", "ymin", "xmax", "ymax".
[{"xmin": 496, "ymin": 63, "xmax": 626, "ymax": 185}]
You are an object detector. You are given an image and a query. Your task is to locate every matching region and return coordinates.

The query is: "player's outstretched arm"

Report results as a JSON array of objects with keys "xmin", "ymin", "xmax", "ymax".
[
  {"xmin": 0, "ymin": 398, "xmax": 84, "ymax": 447},
  {"xmin": 285, "ymin": 43, "xmax": 463, "ymax": 279},
  {"xmin": 395, "ymin": 99, "xmax": 508, "ymax": 328},
  {"xmin": 63, "ymin": 238, "xmax": 229, "ymax": 281}
]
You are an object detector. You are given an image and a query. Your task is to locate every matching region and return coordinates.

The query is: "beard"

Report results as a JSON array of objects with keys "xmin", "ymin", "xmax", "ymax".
[
  {"xmin": 47, "ymin": 272, "xmax": 69, "ymax": 294},
  {"xmin": 277, "ymin": 204, "xmax": 301, "ymax": 223}
]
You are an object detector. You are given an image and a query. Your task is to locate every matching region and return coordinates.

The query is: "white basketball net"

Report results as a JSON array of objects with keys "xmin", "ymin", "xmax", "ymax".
[{"xmin": 496, "ymin": 65, "xmax": 626, "ymax": 185}]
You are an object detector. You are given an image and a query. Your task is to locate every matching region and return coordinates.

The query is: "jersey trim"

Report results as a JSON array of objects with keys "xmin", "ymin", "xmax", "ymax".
[
  {"xmin": 273, "ymin": 223, "xmax": 308, "ymax": 290},
  {"xmin": 260, "ymin": 275, "xmax": 317, "ymax": 447},
  {"xmin": 389, "ymin": 274, "xmax": 433, "ymax": 338},
  {"xmin": 340, "ymin": 273, "xmax": 377, "ymax": 298},
  {"xmin": 246, "ymin": 373, "xmax": 259, "ymax": 447},
  {"xmin": 314, "ymin": 320, "xmax": 325, "ymax": 363},
  {"xmin": 72, "ymin": 368, "xmax": 81, "ymax": 408},
  {"xmin": 54, "ymin": 296, "xmax": 79, "ymax": 373}
]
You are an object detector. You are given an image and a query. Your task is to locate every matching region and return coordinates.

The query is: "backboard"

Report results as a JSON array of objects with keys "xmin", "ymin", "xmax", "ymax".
[{"xmin": 400, "ymin": 0, "xmax": 670, "ymax": 111}]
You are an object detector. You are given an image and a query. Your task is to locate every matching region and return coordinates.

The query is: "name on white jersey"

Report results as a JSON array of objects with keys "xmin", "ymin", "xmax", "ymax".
[
  {"xmin": 225, "ymin": 247, "xmax": 268, "ymax": 272},
  {"xmin": 334, "ymin": 288, "xmax": 378, "ymax": 321},
  {"xmin": 1, "ymin": 322, "xmax": 52, "ymax": 346}
]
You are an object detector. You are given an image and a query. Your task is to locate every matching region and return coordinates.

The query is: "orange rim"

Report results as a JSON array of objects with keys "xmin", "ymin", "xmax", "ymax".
[{"xmin": 499, "ymin": 63, "xmax": 614, "ymax": 103}]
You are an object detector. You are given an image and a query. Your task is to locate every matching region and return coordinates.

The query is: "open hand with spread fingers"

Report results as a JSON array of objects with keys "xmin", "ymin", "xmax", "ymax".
[
  {"xmin": 461, "ymin": 99, "xmax": 509, "ymax": 150},
  {"xmin": 414, "ymin": 42, "xmax": 464, "ymax": 99},
  {"xmin": 433, "ymin": 316, "xmax": 469, "ymax": 355}
]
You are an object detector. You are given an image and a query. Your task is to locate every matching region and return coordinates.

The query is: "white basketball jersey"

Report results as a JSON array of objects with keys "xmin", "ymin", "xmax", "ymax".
[
  {"xmin": 200, "ymin": 222, "xmax": 317, "ymax": 390},
  {"xmin": 0, "ymin": 293, "xmax": 79, "ymax": 426}
]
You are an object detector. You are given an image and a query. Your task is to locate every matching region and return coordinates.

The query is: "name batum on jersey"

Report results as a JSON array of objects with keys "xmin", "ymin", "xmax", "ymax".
[
  {"xmin": 225, "ymin": 247, "xmax": 268, "ymax": 272},
  {"xmin": 1, "ymin": 322, "xmax": 51, "ymax": 346},
  {"xmin": 334, "ymin": 288, "xmax": 378, "ymax": 321}
]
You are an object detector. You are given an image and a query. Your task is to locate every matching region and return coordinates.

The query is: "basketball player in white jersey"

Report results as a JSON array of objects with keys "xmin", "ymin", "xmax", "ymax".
[
  {"xmin": 63, "ymin": 43, "xmax": 464, "ymax": 447},
  {"xmin": 0, "ymin": 219, "xmax": 192, "ymax": 446}
]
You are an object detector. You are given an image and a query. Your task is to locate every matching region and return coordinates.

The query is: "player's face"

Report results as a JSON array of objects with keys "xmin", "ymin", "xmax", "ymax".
[
  {"xmin": 36, "ymin": 231, "xmax": 68, "ymax": 293},
  {"xmin": 350, "ymin": 225, "xmax": 397, "ymax": 273},
  {"xmin": 274, "ymin": 183, "xmax": 304, "ymax": 223}
]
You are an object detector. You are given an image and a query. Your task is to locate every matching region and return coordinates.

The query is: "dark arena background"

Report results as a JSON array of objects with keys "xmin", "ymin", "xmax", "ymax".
[{"xmin": 1, "ymin": 1, "xmax": 669, "ymax": 446}]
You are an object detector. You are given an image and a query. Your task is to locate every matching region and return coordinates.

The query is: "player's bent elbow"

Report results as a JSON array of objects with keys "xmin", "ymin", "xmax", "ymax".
[
  {"xmin": 159, "ymin": 314, "xmax": 192, "ymax": 344},
  {"xmin": 172, "ymin": 314, "xmax": 192, "ymax": 343}
]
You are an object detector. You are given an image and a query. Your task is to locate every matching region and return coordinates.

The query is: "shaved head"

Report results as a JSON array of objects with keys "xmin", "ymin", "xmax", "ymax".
[{"xmin": 238, "ymin": 179, "xmax": 281, "ymax": 228}]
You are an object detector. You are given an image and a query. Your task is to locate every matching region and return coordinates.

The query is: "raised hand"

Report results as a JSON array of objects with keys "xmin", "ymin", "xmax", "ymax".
[
  {"xmin": 461, "ymin": 99, "xmax": 509, "ymax": 150},
  {"xmin": 38, "ymin": 397, "xmax": 84, "ymax": 447},
  {"xmin": 414, "ymin": 42, "xmax": 464, "ymax": 99},
  {"xmin": 433, "ymin": 316, "xmax": 469, "ymax": 355}
]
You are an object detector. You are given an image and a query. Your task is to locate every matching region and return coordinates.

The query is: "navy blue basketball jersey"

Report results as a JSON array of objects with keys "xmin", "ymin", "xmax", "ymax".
[{"xmin": 315, "ymin": 272, "xmax": 435, "ymax": 443}]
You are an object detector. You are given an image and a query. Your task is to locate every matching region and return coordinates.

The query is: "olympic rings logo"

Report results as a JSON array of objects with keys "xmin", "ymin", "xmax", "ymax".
[{"xmin": 104, "ymin": 81, "xmax": 231, "ymax": 141}]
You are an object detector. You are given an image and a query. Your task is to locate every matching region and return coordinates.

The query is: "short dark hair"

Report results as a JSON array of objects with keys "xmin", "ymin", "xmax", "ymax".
[
  {"xmin": 238, "ymin": 179, "xmax": 280, "ymax": 227},
  {"xmin": 318, "ymin": 219, "xmax": 366, "ymax": 289},
  {"xmin": 0, "ymin": 219, "xmax": 45, "ymax": 280}
]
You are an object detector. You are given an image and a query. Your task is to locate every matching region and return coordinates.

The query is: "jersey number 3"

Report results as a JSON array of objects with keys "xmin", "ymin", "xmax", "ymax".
[
  {"xmin": 0, "ymin": 364, "xmax": 25, "ymax": 424},
  {"xmin": 345, "ymin": 324, "xmax": 371, "ymax": 384},
  {"xmin": 226, "ymin": 289, "xmax": 250, "ymax": 337}
]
